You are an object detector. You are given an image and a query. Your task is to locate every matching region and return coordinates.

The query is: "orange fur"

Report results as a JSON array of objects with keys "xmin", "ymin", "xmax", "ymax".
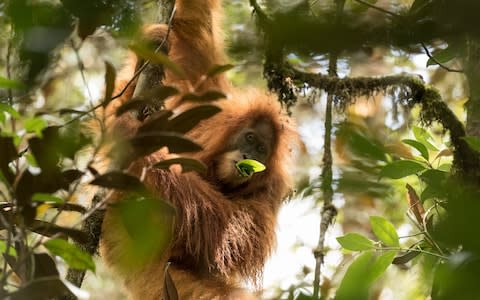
[{"xmin": 100, "ymin": 1, "xmax": 298, "ymax": 299}]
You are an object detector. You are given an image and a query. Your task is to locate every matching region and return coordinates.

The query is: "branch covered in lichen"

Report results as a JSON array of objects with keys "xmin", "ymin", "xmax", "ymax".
[{"xmin": 286, "ymin": 66, "xmax": 480, "ymax": 179}]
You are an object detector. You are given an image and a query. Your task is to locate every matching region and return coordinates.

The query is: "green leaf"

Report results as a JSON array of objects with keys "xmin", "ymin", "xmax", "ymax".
[
  {"xmin": 130, "ymin": 132, "xmax": 202, "ymax": 157},
  {"xmin": 44, "ymin": 238, "xmax": 95, "ymax": 272},
  {"xmin": 164, "ymin": 105, "xmax": 221, "ymax": 134},
  {"xmin": 413, "ymin": 126, "xmax": 438, "ymax": 151},
  {"xmin": 0, "ymin": 76, "xmax": 25, "ymax": 89},
  {"xmin": 392, "ymin": 251, "xmax": 421, "ymax": 265},
  {"xmin": 462, "ymin": 136, "xmax": 480, "ymax": 152},
  {"xmin": 235, "ymin": 159, "xmax": 266, "ymax": 177},
  {"xmin": 343, "ymin": 127, "xmax": 386, "ymax": 162},
  {"xmin": 25, "ymin": 117, "xmax": 48, "ymax": 136},
  {"xmin": 366, "ymin": 250, "xmax": 397, "ymax": 282},
  {"xmin": 32, "ymin": 193, "xmax": 64, "ymax": 204},
  {"xmin": 0, "ymin": 240, "xmax": 17, "ymax": 257},
  {"xmin": 154, "ymin": 158, "xmax": 207, "ymax": 174},
  {"xmin": 380, "ymin": 160, "xmax": 426, "ymax": 179},
  {"xmin": 369, "ymin": 216, "xmax": 399, "ymax": 247},
  {"xmin": 116, "ymin": 195, "xmax": 175, "ymax": 269},
  {"xmin": 130, "ymin": 44, "xmax": 186, "ymax": 78},
  {"xmin": 402, "ymin": 139, "xmax": 429, "ymax": 161},
  {"xmin": 0, "ymin": 103, "xmax": 20, "ymax": 118},
  {"xmin": 29, "ymin": 220, "xmax": 88, "ymax": 244},
  {"xmin": 137, "ymin": 110, "xmax": 174, "ymax": 133},
  {"xmin": 181, "ymin": 91, "xmax": 227, "ymax": 102},
  {"xmin": 336, "ymin": 250, "xmax": 397, "ymax": 300},
  {"xmin": 426, "ymin": 46, "xmax": 458, "ymax": 67},
  {"xmin": 337, "ymin": 233, "xmax": 374, "ymax": 251},
  {"xmin": 90, "ymin": 172, "xmax": 145, "ymax": 191},
  {"xmin": 206, "ymin": 64, "xmax": 234, "ymax": 77}
]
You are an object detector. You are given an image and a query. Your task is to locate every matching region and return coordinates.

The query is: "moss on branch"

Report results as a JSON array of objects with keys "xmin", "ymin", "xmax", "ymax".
[{"xmin": 285, "ymin": 66, "xmax": 480, "ymax": 180}]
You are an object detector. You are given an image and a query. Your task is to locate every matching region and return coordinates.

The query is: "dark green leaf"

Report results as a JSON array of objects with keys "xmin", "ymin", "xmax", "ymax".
[
  {"xmin": 337, "ymin": 233, "xmax": 374, "ymax": 251},
  {"xmin": 137, "ymin": 110, "xmax": 174, "ymax": 134},
  {"xmin": 206, "ymin": 64, "xmax": 234, "ymax": 77},
  {"xmin": 165, "ymin": 105, "xmax": 221, "ymax": 134},
  {"xmin": 345, "ymin": 129, "xmax": 386, "ymax": 162},
  {"xmin": 44, "ymin": 238, "xmax": 95, "ymax": 272},
  {"xmin": 103, "ymin": 61, "xmax": 117, "ymax": 107},
  {"xmin": 181, "ymin": 91, "xmax": 226, "ymax": 102},
  {"xmin": 462, "ymin": 136, "xmax": 480, "ymax": 152},
  {"xmin": 426, "ymin": 46, "xmax": 458, "ymax": 67},
  {"xmin": 402, "ymin": 139, "xmax": 429, "ymax": 161},
  {"xmin": 392, "ymin": 251, "xmax": 421, "ymax": 265},
  {"xmin": 380, "ymin": 160, "xmax": 426, "ymax": 179},
  {"xmin": 131, "ymin": 132, "xmax": 202, "ymax": 157},
  {"xmin": 137, "ymin": 86, "xmax": 179, "ymax": 103},
  {"xmin": 116, "ymin": 86, "xmax": 178, "ymax": 117},
  {"xmin": 32, "ymin": 253, "xmax": 59, "ymax": 278},
  {"xmin": 370, "ymin": 216, "xmax": 399, "ymax": 247},
  {"xmin": 58, "ymin": 108, "xmax": 87, "ymax": 115},
  {"xmin": 7, "ymin": 277, "xmax": 70, "ymax": 299},
  {"xmin": 29, "ymin": 220, "xmax": 89, "ymax": 244},
  {"xmin": 154, "ymin": 158, "xmax": 207, "ymax": 174},
  {"xmin": 90, "ymin": 171, "xmax": 145, "ymax": 191},
  {"xmin": 62, "ymin": 169, "xmax": 84, "ymax": 187}
]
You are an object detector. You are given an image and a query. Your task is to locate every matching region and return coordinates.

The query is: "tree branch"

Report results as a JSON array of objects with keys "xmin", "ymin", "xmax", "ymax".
[{"xmin": 286, "ymin": 66, "xmax": 480, "ymax": 180}]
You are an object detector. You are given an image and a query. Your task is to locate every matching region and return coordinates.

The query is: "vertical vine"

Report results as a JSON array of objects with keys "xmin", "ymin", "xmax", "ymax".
[{"xmin": 312, "ymin": 1, "xmax": 344, "ymax": 298}]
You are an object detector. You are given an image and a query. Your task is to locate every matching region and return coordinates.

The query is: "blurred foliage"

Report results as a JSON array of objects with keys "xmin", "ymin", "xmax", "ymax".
[{"xmin": 1, "ymin": 0, "xmax": 480, "ymax": 299}]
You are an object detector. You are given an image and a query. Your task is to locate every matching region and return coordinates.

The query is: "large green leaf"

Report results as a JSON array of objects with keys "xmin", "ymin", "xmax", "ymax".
[
  {"xmin": 335, "ymin": 250, "xmax": 397, "ymax": 300},
  {"xmin": 130, "ymin": 44, "xmax": 186, "ymax": 78},
  {"xmin": 402, "ymin": 139, "xmax": 429, "ymax": 161},
  {"xmin": 380, "ymin": 160, "xmax": 426, "ymax": 179},
  {"xmin": 426, "ymin": 46, "xmax": 458, "ymax": 67},
  {"xmin": 337, "ymin": 233, "xmax": 374, "ymax": 251},
  {"xmin": 413, "ymin": 126, "xmax": 438, "ymax": 151},
  {"xmin": 369, "ymin": 216, "xmax": 399, "ymax": 247},
  {"xmin": 116, "ymin": 195, "xmax": 175, "ymax": 269},
  {"xmin": 44, "ymin": 238, "xmax": 95, "ymax": 272}
]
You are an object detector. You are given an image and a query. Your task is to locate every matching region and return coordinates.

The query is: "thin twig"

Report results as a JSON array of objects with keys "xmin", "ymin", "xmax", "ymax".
[
  {"xmin": 70, "ymin": 39, "xmax": 94, "ymax": 105},
  {"xmin": 353, "ymin": 0, "xmax": 400, "ymax": 17},
  {"xmin": 378, "ymin": 247, "xmax": 449, "ymax": 260},
  {"xmin": 421, "ymin": 43, "xmax": 463, "ymax": 73},
  {"xmin": 62, "ymin": 6, "xmax": 177, "ymax": 127}
]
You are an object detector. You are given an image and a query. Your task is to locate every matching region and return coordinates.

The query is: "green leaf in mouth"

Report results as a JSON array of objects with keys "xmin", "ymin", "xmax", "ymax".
[{"xmin": 235, "ymin": 159, "xmax": 266, "ymax": 177}]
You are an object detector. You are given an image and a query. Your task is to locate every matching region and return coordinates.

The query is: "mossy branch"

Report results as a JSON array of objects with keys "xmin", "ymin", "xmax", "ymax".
[{"xmin": 286, "ymin": 66, "xmax": 480, "ymax": 179}]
